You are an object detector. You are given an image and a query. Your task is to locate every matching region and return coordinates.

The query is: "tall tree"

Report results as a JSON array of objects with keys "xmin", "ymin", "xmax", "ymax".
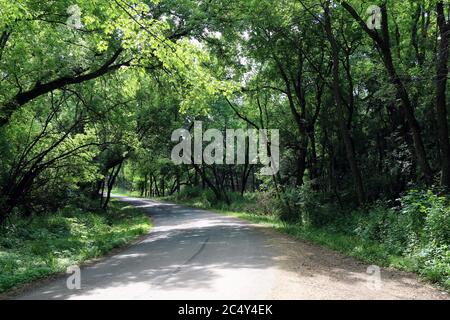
[
  {"xmin": 324, "ymin": 1, "xmax": 365, "ymax": 205},
  {"xmin": 342, "ymin": 1, "xmax": 434, "ymax": 184},
  {"xmin": 435, "ymin": 1, "xmax": 450, "ymax": 188}
]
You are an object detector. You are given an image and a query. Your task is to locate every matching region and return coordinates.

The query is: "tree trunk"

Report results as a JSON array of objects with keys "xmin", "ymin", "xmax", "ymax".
[
  {"xmin": 436, "ymin": 2, "xmax": 450, "ymax": 188},
  {"xmin": 241, "ymin": 164, "xmax": 253, "ymax": 196},
  {"xmin": 324, "ymin": 3, "xmax": 365, "ymax": 206},
  {"xmin": 176, "ymin": 168, "xmax": 181, "ymax": 194},
  {"xmin": 342, "ymin": 1, "xmax": 433, "ymax": 184},
  {"xmin": 103, "ymin": 162, "xmax": 122, "ymax": 210},
  {"xmin": 308, "ymin": 131, "xmax": 319, "ymax": 181},
  {"xmin": 149, "ymin": 176, "xmax": 153, "ymax": 197}
]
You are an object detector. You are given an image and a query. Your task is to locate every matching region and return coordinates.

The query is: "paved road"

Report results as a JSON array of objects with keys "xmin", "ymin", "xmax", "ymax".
[{"xmin": 15, "ymin": 197, "xmax": 448, "ymax": 300}]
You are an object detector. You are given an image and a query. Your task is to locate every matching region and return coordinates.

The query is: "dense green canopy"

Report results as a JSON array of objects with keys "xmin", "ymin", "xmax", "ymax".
[
  {"xmin": 0, "ymin": 0, "xmax": 449, "ymax": 238},
  {"xmin": 0, "ymin": 0, "xmax": 449, "ymax": 291}
]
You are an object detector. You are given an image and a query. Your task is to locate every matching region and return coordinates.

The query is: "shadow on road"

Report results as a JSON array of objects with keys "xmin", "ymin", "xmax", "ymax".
[{"xmin": 15, "ymin": 197, "xmax": 447, "ymax": 300}]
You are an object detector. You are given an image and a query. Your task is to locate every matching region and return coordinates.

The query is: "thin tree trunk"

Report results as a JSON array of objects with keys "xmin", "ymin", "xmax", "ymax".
[
  {"xmin": 152, "ymin": 175, "xmax": 160, "ymax": 197},
  {"xmin": 149, "ymin": 176, "xmax": 153, "ymax": 197},
  {"xmin": 436, "ymin": 2, "xmax": 450, "ymax": 188},
  {"xmin": 324, "ymin": 3, "xmax": 365, "ymax": 205},
  {"xmin": 309, "ymin": 131, "xmax": 318, "ymax": 180},
  {"xmin": 241, "ymin": 164, "xmax": 253, "ymax": 196},
  {"xmin": 342, "ymin": 1, "xmax": 433, "ymax": 184},
  {"xmin": 176, "ymin": 168, "xmax": 181, "ymax": 194},
  {"xmin": 103, "ymin": 162, "xmax": 123, "ymax": 210}
]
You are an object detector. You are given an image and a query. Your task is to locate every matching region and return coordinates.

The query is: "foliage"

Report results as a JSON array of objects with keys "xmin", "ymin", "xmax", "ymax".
[
  {"xmin": 0, "ymin": 200, "xmax": 151, "ymax": 293},
  {"xmin": 1, "ymin": 0, "xmax": 450, "ymax": 295},
  {"xmin": 352, "ymin": 190, "xmax": 450, "ymax": 287}
]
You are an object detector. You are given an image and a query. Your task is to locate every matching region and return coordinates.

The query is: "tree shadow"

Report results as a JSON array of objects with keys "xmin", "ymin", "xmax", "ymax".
[{"xmin": 15, "ymin": 198, "xmax": 446, "ymax": 300}]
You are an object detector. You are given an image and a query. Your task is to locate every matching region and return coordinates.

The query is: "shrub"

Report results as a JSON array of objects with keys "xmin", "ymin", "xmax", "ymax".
[
  {"xmin": 177, "ymin": 186, "xmax": 203, "ymax": 200},
  {"xmin": 277, "ymin": 183, "xmax": 339, "ymax": 226},
  {"xmin": 242, "ymin": 192, "xmax": 278, "ymax": 215},
  {"xmin": 277, "ymin": 187, "xmax": 302, "ymax": 222},
  {"xmin": 353, "ymin": 204, "xmax": 407, "ymax": 254},
  {"xmin": 350, "ymin": 190, "xmax": 450, "ymax": 287},
  {"xmin": 397, "ymin": 190, "xmax": 450, "ymax": 247},
  {"xmin": 422, "ymin": 194, "xmax": 450, "ymax": 246},
  {"xmin": 199, "ymin": 189, "xmax": 217, "ymax": 207},
  {"xmin": 413, "ymin": 244, "xmax": 450, "ymax": 286}
]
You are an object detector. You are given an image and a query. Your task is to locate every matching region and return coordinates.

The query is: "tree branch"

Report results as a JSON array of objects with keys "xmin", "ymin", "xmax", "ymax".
[{"xmin": 0, "ymin": 48, "xmax": 130, "ymax": 126}]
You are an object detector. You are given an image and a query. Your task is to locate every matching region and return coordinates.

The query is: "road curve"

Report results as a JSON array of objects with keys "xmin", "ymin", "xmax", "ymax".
[{"xmin": 15, "ymin": 197, "xmax": 448, "ymax": 300}]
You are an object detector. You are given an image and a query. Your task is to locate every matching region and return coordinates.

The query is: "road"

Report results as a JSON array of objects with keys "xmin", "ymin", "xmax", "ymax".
[{"xmin": 15, "ymin": 197, "xmax": 448, "ymax": 300}]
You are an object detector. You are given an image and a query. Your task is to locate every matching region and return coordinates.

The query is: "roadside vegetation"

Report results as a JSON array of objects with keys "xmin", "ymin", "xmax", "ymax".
[
  {"xmin": 0, "ymin": 200, "xmax": 151, "ymax": 294},
  {"xmin": 1, "ymin": 0, "xmax": 450, "ymax": 297}
]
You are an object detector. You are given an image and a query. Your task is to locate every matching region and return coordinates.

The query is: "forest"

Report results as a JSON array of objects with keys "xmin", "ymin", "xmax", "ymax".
[{"xmin": 0, "ymin": 0, "xmax": 449, "ymax": 294}]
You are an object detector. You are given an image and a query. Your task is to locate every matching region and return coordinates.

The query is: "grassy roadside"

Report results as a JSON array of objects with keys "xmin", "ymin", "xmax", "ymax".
[
  {"xmin": 155, "ymin": 194, "xmax": 449, "ymax": 291},
  {"xmin": 112, "ymin": 188, "xmax": 143, "ymax": 198},
  {"xmin": 0, "ymin": 200, "xmax": 152, "ymax": 294}
]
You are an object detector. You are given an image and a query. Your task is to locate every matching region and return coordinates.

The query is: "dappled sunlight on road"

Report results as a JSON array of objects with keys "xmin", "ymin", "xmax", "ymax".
[{"xmin": 15, "ymin": 197, "xmax": 448, "ymax": 300}]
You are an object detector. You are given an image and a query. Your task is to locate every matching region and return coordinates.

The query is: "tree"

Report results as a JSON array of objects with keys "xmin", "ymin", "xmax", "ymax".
[
  {"xmin": 323, "ymin": 1, "xmax": 366, "ymax": 205},
  {"xmin": 435, "ymin": 1, "xmax": 450, "ymax": 188},
  {"xmin": 341, "ymin": 1, "xmax": 433, "ymax": 184}
]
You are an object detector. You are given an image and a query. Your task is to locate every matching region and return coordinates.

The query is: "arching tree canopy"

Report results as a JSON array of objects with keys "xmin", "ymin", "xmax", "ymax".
[{"xmin": 0, "ymin": 0, "xmax": 449, "ymax": 291}]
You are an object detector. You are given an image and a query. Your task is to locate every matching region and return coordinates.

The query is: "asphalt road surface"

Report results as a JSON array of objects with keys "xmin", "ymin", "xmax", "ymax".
[{"xmin": 15, "ymin": 197, "xmax": 448, "ymax": 300}]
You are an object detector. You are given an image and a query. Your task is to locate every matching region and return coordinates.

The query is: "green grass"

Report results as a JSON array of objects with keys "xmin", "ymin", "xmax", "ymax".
[
  {"xmin": 0, "ymin": 200, "xmax": 151, "ymax": 294},
  {"xmin": 112, "ymin": 188, "xmax": 144, "ymax": 198}
]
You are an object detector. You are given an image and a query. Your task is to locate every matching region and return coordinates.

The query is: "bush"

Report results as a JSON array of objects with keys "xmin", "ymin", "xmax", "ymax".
[
  {"xmin": 353, "ymin": 204, "xmax": 407, "ymax": 254},
  {"xmin": 350, "ymin": 190, "xmax": 450, "ymax": 287},
  {"xmin": 175, "ymin": 186, "xmax": 223, "ymax": 207},
  {"xmin": 415, "ymin": 244, "xmax": 450, "ymax": 286},
  {"xmin": 242, "ymin": 192, "xmax": 278, "ymax": 215},
  {"xmin": 277, "ymin": 183, "xmax": 339, "ymax": 226},
  {"xmin": 396, "ymin": 190, "xmax": 450, "ymax": 248},
  {"xmin": 199, "ymin": 189, "xmax": 217, "ymax": 207},
  {"xmin": 422, "ymin": 193, "xmax": 450, "ymax": 246},
  {"xmin": 177, "ymin": 186, "xmax": 204, "ymax": 200}
]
